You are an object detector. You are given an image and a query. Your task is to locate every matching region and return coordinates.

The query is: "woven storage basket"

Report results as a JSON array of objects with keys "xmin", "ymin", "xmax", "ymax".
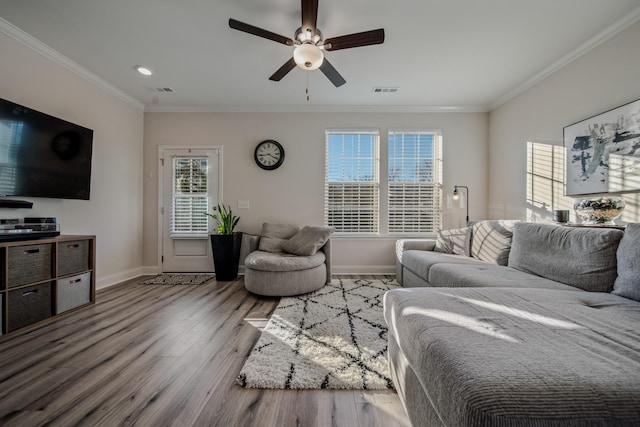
[
  {"xmin": 58, "ymin": 240, "xmax": 90, "ymax": 276},
  {"xmin": 8, "ymin": 282, "xmax": 52, "ymax": 331},
  {"xmin": 8, "ymin": 244, "xmax": 52, "ymax": 288}
]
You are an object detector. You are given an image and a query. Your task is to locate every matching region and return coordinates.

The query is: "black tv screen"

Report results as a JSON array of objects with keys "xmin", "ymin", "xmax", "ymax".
[{"xmin": 0, "ymin": 97, "xmax": 93, "ymax": 200}]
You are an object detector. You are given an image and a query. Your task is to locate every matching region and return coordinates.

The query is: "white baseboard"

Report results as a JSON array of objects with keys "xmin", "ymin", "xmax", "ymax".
[
  {"xmin": 96, "ymin": 267, "xmax": 145, "ymax": 290},
  {"xmin": 331, "ymin": 265, "xmax": 395, "ymax": 275},
  {"xmin": 143, "ymin": 265, "xmax": 162, "ymax": 276}
]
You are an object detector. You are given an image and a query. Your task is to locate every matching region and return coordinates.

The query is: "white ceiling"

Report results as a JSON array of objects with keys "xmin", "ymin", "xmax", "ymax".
[{"xmin": 1, "ymin": 0, "xmax": 639, "ymax": 112}]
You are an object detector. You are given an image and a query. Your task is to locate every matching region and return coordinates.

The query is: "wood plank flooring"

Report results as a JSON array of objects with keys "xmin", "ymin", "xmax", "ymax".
[{"xmin": 0, "ymin": 275, "xmax": 410, "ymax": 427}]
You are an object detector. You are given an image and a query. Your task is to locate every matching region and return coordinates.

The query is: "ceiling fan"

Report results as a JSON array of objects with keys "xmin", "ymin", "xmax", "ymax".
[{"xmin": 229, "ymin": 0, "xmax": 385, "ymax": 87}]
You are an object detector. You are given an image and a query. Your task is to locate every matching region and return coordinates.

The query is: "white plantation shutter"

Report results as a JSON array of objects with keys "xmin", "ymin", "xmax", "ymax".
[
  {"xmin": 171, "ymin": 156, "xmax": 209, "ymax": 234},
  {"xmin": 325, "ymin": 130, "xmax": 379, "ymax": 233},
  {"xmin": 388, "ymin": 130, "xmax": 442, "ymax": 233}
]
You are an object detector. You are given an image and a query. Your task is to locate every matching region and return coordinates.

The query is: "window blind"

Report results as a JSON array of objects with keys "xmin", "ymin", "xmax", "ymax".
[
  {"xmin": 388, "ymin": 130, "xmax": 442, "ymax": 233},
  {"xmin": 526, "ymin": 142, "xmax": 572, "ymax": 221},
  {"xmin": 171, "ymin": 156, "xmax": 209, "ymax": 233},
  {"xmin": 325, "ymin": 130, "xmax": 379, "ymax": 233}
]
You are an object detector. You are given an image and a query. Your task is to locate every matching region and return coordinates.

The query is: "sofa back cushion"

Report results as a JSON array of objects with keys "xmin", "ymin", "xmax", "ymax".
[
  {"xmin": 258, "ymin": 223, "xmax": 300, "ymax": 252},
  {"xmin": 612, "ymin": 223, "xmax": 640, "ymax": 301},
  {"xmin": 470, "ymin": 220, "xmax": 517, "ymax": 265},
  {"xmin": 508, "ymin": 222, "xmax": 624, "ymax": 292}
]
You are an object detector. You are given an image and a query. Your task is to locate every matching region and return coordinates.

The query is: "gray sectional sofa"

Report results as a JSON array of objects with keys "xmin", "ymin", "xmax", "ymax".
[{"xmin": 386, "ymin": 220, "xmax": 640, "ymax": 426}]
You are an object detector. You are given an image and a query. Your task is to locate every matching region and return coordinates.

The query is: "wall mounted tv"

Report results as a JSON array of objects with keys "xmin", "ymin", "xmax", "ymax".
[{"xmin": 0, "ymin": 97, "xmax": 93, "ymax": 201}]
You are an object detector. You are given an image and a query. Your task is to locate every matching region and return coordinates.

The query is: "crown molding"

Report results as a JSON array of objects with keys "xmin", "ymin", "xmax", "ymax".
[
  {"xmin": 6, "ymin": 4, "xmax": 636, "ymax": 116},
  {"xmin": 489, "ymin": 6, "xmax": 640, "ymax": 111},
  {"xmin": 0, "ymin": 17, "xmax": 145, "ymax": 111},
  {"xmin": 144, "ymin": 104, "xmax": 490, "ymax": 114},
  {"xmin": 0, "ymin": 18, "xmax": 486, "ymax": 115}
]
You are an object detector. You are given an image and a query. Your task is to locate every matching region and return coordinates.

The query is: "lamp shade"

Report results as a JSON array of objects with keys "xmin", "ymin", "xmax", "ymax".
[{"xmin": 294, "ymin": 44, "xmax": 324, "ymax": 70}]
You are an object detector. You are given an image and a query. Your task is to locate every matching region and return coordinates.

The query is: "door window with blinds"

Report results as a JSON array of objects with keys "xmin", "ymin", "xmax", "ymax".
[
  {"xmin": 325, "ymin": 130, "xmax": 379, "ymax": 234},
  {"xmin": 171, "ymin": 156, "xmax": 209, "ymax": 235},
  {"xmin": 388, "ymin": 130, "xmax": 442, "ymax": 233}
]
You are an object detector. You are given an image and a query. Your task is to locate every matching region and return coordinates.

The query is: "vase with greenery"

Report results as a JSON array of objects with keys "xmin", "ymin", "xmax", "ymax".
[{"xmin": 205, "ymin": 204, "xmax": 242, "ymax": 281}]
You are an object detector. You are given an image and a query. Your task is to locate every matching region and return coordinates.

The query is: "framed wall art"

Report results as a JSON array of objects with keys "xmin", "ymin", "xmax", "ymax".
[{"xmin": 564, "ymin": 98, "xmax": 640, "ymax": 196}]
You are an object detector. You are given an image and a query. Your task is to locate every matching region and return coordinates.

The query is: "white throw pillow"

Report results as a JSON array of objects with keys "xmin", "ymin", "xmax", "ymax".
[{"xmin": 434, "ymin": 227, "xmax": 471, "ymax": 256}]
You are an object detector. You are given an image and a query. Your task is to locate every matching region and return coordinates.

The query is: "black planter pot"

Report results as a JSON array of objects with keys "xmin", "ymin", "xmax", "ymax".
[{"xmin": 210, "ymin": 232, "xmax": 243, "ymax": 281}]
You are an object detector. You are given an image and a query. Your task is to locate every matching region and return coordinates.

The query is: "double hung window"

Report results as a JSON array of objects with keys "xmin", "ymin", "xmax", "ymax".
[
  {"xmin": 388, "ymin": 130, "xmax": 442, "ymax": 233},
  {"xmin": 324, "ymin": 129, "xmax": 442, "ymax": 235},
  {"xmin": 324, "ymin": 130, "xmax": 380, "ymax": 233},
  {"xmin": 526, "ymin": 142, "xmax": 572, "ymax": 221}
]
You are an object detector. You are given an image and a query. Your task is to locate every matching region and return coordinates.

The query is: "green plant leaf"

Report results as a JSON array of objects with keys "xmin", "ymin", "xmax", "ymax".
[{"xmin": 205, "ymin": 203, "xmax": 240, "ymax": 234}]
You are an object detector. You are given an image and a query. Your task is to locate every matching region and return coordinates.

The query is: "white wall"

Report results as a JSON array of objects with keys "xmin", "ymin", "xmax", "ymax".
[
  {"xmin": 488, "ymin": 21, "xmax": 640, "ymax": 223},
  {"xmin": 7, "ymin": 17, "xmax": 635, "ymax": 282},
  {"xmin": 143, "ymin": 111, "xmax": 488, "ymax": 273},
  {"xmin": 0, "ymin": 31, "xmax": 145, "ymax": 288},
  {"xmin": 3, "ymin": 14, "xmax": 637, "ymax": 283}
]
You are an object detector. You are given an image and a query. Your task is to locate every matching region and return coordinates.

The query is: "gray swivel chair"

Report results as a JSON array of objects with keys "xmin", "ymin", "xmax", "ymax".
[{"xmin": 242, "ymin": 223, "xmax": 332, "ymax": 296}]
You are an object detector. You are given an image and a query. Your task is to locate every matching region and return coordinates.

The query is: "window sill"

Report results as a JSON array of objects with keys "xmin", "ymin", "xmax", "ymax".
[
  {"xmin": 170, "ymin": 233, "xmax": 210, "ymax": 240},
  {"xmin": 332, "ymin": 233, "xmax": 436, "ymax": 240}
]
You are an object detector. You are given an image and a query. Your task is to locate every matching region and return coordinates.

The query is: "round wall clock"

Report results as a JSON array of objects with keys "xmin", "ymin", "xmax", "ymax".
[{"xmin": 254, "ymin": 140, "xmax": 285, "ymax": 170}]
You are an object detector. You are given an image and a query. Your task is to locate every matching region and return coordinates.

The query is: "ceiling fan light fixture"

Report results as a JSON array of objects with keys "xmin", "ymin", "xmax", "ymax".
[
  {"xmin": 293, "ymin": 43, "xmax": 324, "ymax": 70},
  {"xmin": 229, "ymin": 1, "xmax": 384, "ymax": 87}
]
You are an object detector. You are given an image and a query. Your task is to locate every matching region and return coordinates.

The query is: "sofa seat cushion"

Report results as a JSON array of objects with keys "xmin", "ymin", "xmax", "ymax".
[
  {"xmin": 244, "ymin": 250, "xmax": 325, "ymax": 272},
  {"xmin": 402, "ymin": 250, "xmax": 489, "ymax": 282},
  {"xmin": 428, "ymin": 263, "xmax": 579, "ymax": 290},
  {"xmin": 384, "ymin": 287, "xmax": 640, "ymax": 427},
  {"xmin": 509, "ymin": 222, "xmax": 624, "ymax": 292}
]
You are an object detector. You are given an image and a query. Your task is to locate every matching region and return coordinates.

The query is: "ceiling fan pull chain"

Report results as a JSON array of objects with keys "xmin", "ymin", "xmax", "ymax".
[{"xmin": 306, "ymin": 72, "xmax": 310, "ymax": 102}]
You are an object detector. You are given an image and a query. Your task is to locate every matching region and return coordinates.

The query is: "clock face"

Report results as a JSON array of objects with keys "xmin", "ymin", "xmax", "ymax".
[{"xmin": 254, "ymin": 140, "xmax": 285, "ymax": 170}]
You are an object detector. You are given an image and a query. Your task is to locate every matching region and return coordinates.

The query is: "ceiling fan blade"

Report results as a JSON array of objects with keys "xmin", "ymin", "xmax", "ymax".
[
  {"xmin": 269, "ymin": 58, "xmax": 297, "ymax": 81},
  {"xmin": 319, "ymin": 58, "xmax": 346, "ymax": 87},
  {"xmin": 301, "ymin": 0, "xmax": 319, "ymax": 35},
  {"xmin": 229, "ymin": 18, "xmax": 294, "ymax": 46},
  {"xmin": 324, "ymin": 28, "xmax": 385, "ymax": 51}
]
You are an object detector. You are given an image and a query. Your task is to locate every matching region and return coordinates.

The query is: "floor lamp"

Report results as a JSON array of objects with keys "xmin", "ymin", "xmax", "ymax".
[{"xmin": 453, "ymin": 185, "xmax": 469, "ymax": 224}]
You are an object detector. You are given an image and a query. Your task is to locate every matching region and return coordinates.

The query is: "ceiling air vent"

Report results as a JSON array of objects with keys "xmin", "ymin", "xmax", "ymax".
[
  {"xmin": 154, "ymin": 87, "xmax": 175, "ymax": 93},
  {"xmin": 372, "ymin": 87, "xmax": 398, "ymax": 93}
]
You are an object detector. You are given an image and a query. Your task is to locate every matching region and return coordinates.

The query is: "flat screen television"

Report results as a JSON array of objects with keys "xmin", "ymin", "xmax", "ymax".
[{"xmin": 0, "ymin": 97, "xmax": 93, "ymax": 200}]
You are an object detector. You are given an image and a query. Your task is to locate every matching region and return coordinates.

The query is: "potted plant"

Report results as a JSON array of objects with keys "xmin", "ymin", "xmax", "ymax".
[{"xmin": 205, "ymin": 204, "xmax": 242, "ymax": 281}]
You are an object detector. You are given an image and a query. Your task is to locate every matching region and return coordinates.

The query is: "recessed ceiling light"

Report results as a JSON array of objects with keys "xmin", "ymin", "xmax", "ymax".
[{"xmin": 135, "ymin": 65, "xmax": 153, "ymax": 76}]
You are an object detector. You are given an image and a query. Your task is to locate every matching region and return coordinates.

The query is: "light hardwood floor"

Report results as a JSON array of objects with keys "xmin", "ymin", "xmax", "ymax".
[{"xmin": 0, "ymin": 275, "xmax": 410, "ymax": 427}]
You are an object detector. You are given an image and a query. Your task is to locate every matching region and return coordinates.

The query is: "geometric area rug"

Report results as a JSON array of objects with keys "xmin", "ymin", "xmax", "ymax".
[{"xmin": 236, "ymin": 278, "xmax": 399, "ymax": 390}]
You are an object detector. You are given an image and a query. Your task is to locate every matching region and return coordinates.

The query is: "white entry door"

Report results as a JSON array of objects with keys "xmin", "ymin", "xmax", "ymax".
[{"xmin": 160, "ymin": 147, "xmax": 221, "ymax": 272}]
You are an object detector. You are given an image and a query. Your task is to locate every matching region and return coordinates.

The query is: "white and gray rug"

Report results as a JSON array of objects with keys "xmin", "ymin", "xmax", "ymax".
[
  {"xmin": 236, "ymin": 278, "xmax": 399, "ymax": 390},
  {"xmin": 141, "ymin": 273, "xmax": 215, "ymax": 285}
]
